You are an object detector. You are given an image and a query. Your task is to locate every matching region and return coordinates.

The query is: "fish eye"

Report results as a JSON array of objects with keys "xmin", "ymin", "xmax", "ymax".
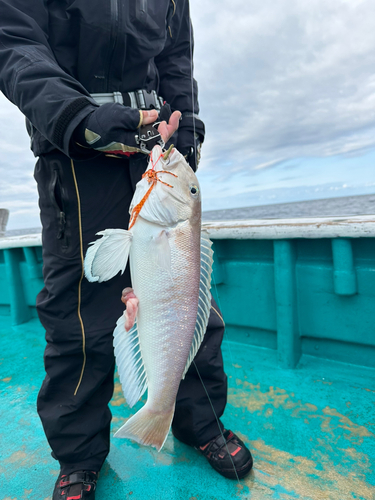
[{"xmin": 190, "ymin": 184, "xmax": 199, "ymax": 196}]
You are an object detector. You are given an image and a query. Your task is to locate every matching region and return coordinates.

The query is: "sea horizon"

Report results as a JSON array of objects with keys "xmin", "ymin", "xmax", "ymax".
[{"xmin": 2, "ymin": 192, "xmax": 374, "ymax": 237}]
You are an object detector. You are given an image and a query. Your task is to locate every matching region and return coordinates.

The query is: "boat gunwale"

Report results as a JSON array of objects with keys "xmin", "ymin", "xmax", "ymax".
[
  {"xmin": 203, "ymin": 214, "xmax": 375, "ymax": 239},
  {"xmin": 1, "ymin": 214, "xmax": 375, "ymax": 249},
  {"xmin": 0, "ymin": 233, "xmax": 42, "ymax": 250}
]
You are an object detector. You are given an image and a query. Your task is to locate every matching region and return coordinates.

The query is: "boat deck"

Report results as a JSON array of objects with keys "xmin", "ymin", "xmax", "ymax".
[{"xmin": 0, "ymin": 315, "xmax": 374, "ymax": 500}]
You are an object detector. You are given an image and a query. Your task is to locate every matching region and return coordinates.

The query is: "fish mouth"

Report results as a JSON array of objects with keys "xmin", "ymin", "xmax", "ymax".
[
  {"xmin": 160, "ymin": 147, "xmax": 179, "ymax": 171},
  {"xmin": 165, "ymin": 147, "xmax": 178, "ymax": 163}
]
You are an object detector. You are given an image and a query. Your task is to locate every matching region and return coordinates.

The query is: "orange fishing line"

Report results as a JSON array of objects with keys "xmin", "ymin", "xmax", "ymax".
[
  {"xmin": 128, "ymin": 152, "xmax": 177, "ymax": 230},
  {"xmin": 150, "ymin": 151, "xmax": 163, "ymax": 171}
]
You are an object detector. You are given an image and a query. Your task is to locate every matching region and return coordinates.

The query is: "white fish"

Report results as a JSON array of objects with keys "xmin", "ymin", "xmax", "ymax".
[{"xmin": 84, "ymin": 145, "xmax": 213, "ymax": 451}]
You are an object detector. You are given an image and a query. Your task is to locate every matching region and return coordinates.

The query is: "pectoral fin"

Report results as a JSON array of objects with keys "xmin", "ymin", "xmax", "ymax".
[
  {"xmin": 84, "ymin": 228, "xmax": 132, "ymax": 283},
  {"xmin": 182, "ymin": 231, "xmax": 214, "ymax": 379}
]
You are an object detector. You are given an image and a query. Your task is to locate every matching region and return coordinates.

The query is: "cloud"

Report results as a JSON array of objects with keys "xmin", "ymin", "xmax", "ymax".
[
  {"xmin": 2, "ymin": 1, "xmax": 375, "ymax": 228},
  {"xmin": 252, "ymin": 158, "xmax": 286, "ymax": 171},
  {"xmin": 0, "ymin": 93, "xmax": 37, "ymax": 227},
  {"xmin": 191, "ymin": 0, "xmax": 375, "ymax": 169}
]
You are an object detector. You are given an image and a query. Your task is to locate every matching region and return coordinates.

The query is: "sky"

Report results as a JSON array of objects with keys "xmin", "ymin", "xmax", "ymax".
[{"xmin": 1, "ymin": 0, "xmax": 375, "ymax": 229}]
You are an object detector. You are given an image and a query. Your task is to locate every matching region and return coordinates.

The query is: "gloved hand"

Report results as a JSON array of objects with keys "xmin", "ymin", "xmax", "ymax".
[
  {"xmin": 73, "ymin": 102, "xmax": 180, "ymax": 157},
  {"xmin": 176, "ymin": 128, "xmax": 202, "ymax": 172},
  {"xmin": 176, "ymin": 113, "xmax": 205, "ymax": 171}
]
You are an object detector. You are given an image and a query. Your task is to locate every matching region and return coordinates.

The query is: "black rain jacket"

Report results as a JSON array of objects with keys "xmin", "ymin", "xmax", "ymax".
[{"xmin": 0, "ymin": 0, "xmax": 203, "ymax": 158}]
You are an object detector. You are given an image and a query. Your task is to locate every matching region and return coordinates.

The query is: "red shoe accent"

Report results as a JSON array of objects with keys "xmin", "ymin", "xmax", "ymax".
[
  {"xmin": 55, "ymin": 471, "xmax": 97, "ymax": 498},
  {"xmin": 198, "ymin": 429, "xmax": 253, "ymax": 479},
  {"xmin": 231, "ymin": 446, "xmax": 242, "ymax": 457}
]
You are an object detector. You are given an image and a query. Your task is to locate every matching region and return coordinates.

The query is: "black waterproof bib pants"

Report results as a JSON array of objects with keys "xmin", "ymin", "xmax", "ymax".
[{"xmin": 35, "ymin": 150, "xmax": 227, "ymax": 474}]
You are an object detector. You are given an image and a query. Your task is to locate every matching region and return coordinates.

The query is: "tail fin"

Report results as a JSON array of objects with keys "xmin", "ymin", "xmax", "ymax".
[{"xmin": 114, "ymin": 404, "xmax": 175, "ymax": 451}]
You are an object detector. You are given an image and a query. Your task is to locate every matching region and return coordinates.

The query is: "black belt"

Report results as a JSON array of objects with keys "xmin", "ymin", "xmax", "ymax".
[{"xmin": 90, "ymin": 90, "xmax": 164, "ymax": 111}]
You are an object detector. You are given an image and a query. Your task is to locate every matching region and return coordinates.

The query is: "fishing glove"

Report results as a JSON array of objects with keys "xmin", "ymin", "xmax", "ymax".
[
  {"xmin": 72, "ymin": 102, "xmax": 166, "ymax": 157},
  {"xmin": 176, "ymin": 113, "xmax": 205, "ymax": 171}
]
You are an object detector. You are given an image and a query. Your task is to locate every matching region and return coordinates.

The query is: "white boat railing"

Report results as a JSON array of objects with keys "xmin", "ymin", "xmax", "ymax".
[
  {"xmin": 1, "ymin": 215, "xmax": 375, "ymax": 250},
  {"xmin": 203, "ymin": 215, "xmax": 375, "ymax": 239}
]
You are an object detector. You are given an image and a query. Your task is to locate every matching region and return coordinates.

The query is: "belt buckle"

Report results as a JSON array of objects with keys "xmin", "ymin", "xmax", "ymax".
[
  {"xmin": 112, "ymin": 91, "xmax": 124, "ymax": 104},
  {"xmin": 136, "ymin": 90, "xmax": 161, "ymax": 111}
]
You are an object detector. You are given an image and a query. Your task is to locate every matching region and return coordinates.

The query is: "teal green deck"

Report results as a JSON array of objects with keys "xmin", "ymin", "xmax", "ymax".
[{"xmin": 0, "ymin": 227, "xmax": 375, "ymax": 499}]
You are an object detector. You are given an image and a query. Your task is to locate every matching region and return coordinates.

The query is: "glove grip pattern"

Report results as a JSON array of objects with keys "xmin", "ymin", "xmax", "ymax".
[{"xmin": 135, "ymin": 123, "xmax": 165, "ymax": 153}]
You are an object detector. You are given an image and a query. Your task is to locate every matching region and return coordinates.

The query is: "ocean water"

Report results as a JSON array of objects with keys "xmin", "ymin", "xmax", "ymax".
[
  {"xmin": 202, "ymin": 193, "xmax": 375, "ymax": 221},
  {"xmin": 3, "ymin": 193, "xmax": 375, "ymax": 237}
]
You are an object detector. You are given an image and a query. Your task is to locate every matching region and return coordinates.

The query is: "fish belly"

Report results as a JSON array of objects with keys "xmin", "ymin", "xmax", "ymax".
[{"xmin": 130, "ymin": 217, "xmax": 201, "ymax": 411}]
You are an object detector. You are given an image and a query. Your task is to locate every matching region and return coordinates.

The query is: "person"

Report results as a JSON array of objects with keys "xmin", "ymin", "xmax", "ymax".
[{"xmin": 0, "ymin": 0, "xmax": 253, "ymax": 497}]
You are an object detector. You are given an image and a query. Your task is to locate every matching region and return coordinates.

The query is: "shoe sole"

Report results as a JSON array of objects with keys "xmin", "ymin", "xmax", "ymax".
[{"xmin": 215, "ymin": 457, "xmax": 253, "ymax": 480}]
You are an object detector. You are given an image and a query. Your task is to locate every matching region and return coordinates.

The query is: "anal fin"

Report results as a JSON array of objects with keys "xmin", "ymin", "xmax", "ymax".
[{"xmin": 113, "ymin": 314, "xmax": 147, "ymax": 407}]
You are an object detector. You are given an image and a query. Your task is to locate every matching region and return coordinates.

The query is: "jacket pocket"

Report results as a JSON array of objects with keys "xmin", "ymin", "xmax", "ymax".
[
  {"xmin": 50, "ymin": 162, "xmax": 69, "ymax": 251},
  {"xmin": 131, "ymin": 0, "xmax": 169, "ymax": 34}
]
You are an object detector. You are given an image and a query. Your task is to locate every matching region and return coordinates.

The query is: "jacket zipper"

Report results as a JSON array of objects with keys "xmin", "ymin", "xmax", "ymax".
[
  {"xmin": 50, "ymin": 169, "xmax": 67, "ymax": 241},
  {"xmin": 169, "ymin": 0, "xmax": 176, "ymax": 37},
  {"xmin": 57, "ymin": 211, "xmax": 66, "ymax": 240},
  {"xmin": 106, "ymin": 0, "xmax": 119, "ymax": 91},
  {"xmin": 70, "ymin": 160, "xmax": 87, "ymax": 396}
]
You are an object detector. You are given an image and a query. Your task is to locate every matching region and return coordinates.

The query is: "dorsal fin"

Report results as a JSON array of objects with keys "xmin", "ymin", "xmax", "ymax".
[{"xmin": 182, "ymin": 232, "xmax": 214, "ymax": 379}]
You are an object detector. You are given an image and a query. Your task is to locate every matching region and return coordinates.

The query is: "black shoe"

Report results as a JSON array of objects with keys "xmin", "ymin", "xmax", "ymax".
[
  {"xmin": 198, "ymin": 429, "xmax": 253, "ymax": 479},
  {"xmin": 53, "ymin": 470, "xmax": 98, "ymax": 499}
]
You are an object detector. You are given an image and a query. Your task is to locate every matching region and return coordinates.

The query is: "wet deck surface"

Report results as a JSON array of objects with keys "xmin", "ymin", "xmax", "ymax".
[{"xmin": 0, "ymin": 315, "xmax": 374, "ymax": 500}]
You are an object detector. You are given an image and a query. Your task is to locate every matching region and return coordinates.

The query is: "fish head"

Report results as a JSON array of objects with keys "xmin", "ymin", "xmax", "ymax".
[{"xmin": 129, "ymin": 145, "xmax": 201, "ymax": 227}]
